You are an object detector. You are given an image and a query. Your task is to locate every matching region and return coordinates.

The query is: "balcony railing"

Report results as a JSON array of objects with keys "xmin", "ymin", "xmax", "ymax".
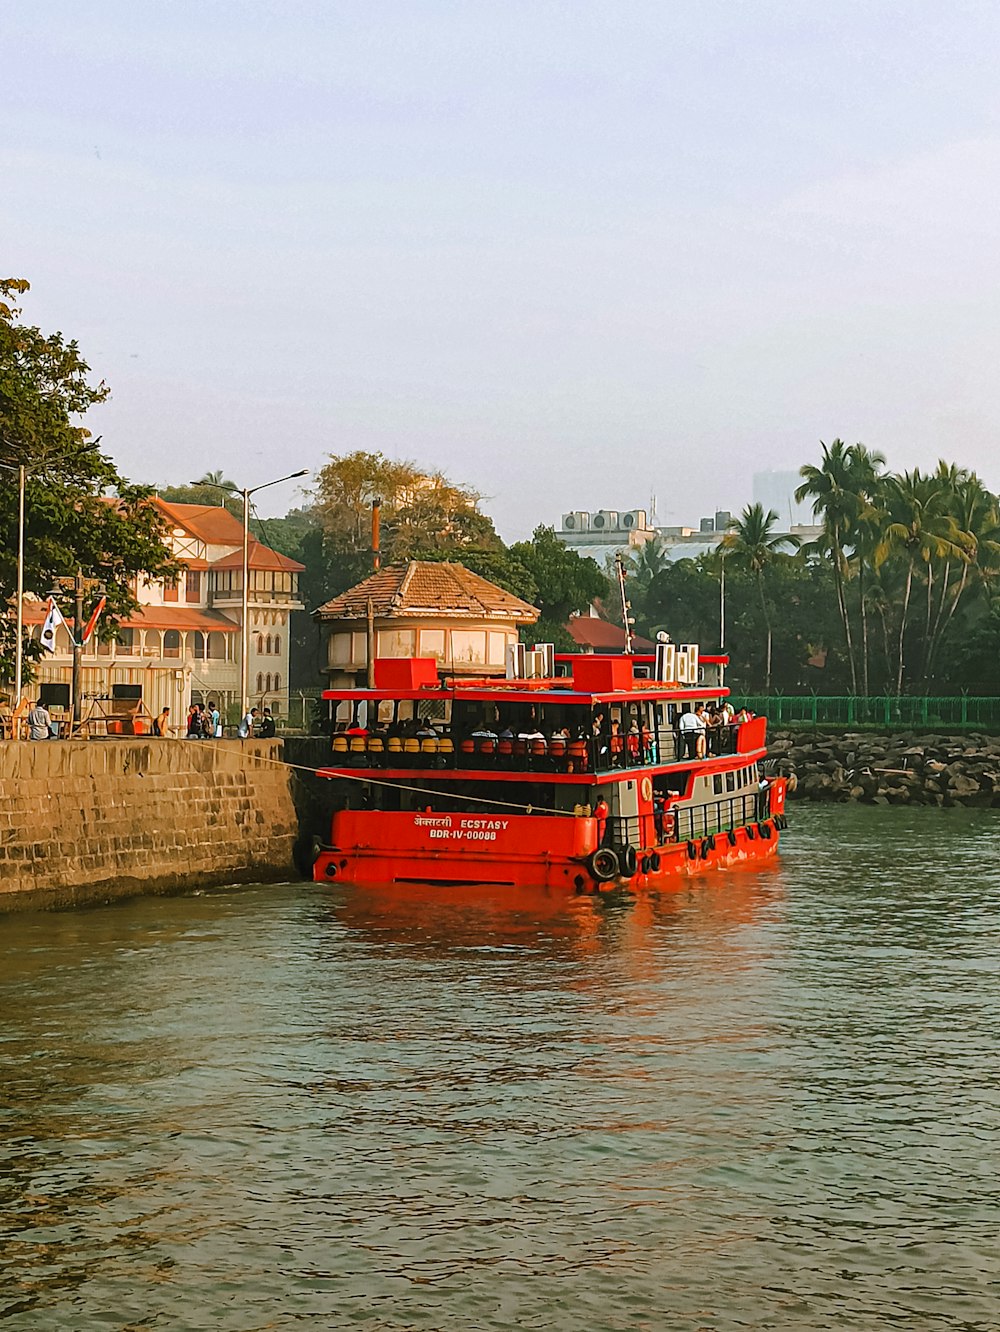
[{"xmin": 329, "ymin": 722, "xmax": 746, "ymax": 776}]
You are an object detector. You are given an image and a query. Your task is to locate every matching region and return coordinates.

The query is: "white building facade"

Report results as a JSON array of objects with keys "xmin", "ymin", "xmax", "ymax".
[{"xmin": 26, "ymin": 499, "xmax": 304, "ymax": 728}]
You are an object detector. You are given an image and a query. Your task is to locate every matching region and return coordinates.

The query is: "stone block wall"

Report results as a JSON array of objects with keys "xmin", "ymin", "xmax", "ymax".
[{"xmin": 0, "ymin": 739, "xmax": 322, "ymax": 912}]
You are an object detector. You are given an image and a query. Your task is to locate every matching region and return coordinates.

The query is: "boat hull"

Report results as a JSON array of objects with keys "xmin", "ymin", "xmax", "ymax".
[{"xmin": 312, "ymin": 811, "xmax": 783, "ymax": 893}]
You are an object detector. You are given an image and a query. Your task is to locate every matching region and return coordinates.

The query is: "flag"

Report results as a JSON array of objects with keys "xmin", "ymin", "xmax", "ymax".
[
  {"xmin": 81, "ymin": 595, "xmax": 107, "ymax": 645},
  {"xmin": 40, "ymin": 598, "xmax": 69, "ymax": 653}
]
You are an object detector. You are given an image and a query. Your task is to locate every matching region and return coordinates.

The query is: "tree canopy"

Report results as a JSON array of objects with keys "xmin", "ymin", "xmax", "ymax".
[{"xmin": 0, "ymin": 279, "xmax": 177, "ymax": 683}]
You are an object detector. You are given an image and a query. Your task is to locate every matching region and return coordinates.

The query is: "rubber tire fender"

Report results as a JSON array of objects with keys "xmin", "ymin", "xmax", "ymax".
[
  {"xmin": 649, "ymin": 851, "xmax": 661, "ymax": 871},
  {"xmin": 727, "ymin": 830, "xmax": 737, "ymax": 846},
  {"xmin": 621, "ymin": 844, "xmax": 639, "ymax": 878},
  {"xmin": 639, "ymin": 855, "xmax": 650, "ymax": 876},
  {"xmin": 588, "ymin": 847, "xmax": 620, "ymax": 883},
  {"xmin": 745, "ymin": 824, "xmax": 756, "ymax": 840},
  {"xmin": 686, "ymin": 840, "xmax": 698, "ymax": 860},
  {"xmin": 700, "ymin": 836, "xmax": 712, "ymax": 859},
  {"xmin": 758, "ymin": 821, "xmax": 772, "ymax": 839}
]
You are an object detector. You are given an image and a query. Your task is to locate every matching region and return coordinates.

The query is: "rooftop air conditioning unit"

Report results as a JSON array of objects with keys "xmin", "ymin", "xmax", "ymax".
[
  {"xmin": 532, "ymin": 642, "xmax": 555, "ymax": 677},
  {"xmin": 524, "ymin": 649, "xmax": 546, "ymax": 679},
  {"xmin": 592, "ymin": 509, "xmax": 619, "ymax": 530},
  {"xmin": 562, "ymin": 511, "xmax": 591, "ymax": 532},
  {"xmin": 620, "ymin": 509, "xmax": 647, "ymax": 530},
  {"xmin": 506, "ymin": 642, "xmax": 526, "ymax": 679}
]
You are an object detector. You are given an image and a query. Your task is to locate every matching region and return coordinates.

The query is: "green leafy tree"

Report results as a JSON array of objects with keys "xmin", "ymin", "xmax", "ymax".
[
  {"xmin": 874, "ymin": 469, "xmax": 968, "ymax": 693},
  {"xmin": 0, "ymin": 279, "xmax": 177, "ymax": 682},
  {"xmin": 796, "ymin": 439, "xmax": 885, "ymax": 693},
  {"xmin": 508, "ymin": 526, "xmax": 607, "ymax": 643},
  {"xmin": 721, "ymin": 504, "xmax": 800, "ymax": 691}
]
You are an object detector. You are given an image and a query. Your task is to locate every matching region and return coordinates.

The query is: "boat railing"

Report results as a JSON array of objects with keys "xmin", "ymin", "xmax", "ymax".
[
  {"xmin": 329, "ymin": 721, "xmax": 742, "ymax": 776},
  {"xmin": 603, "ymin": 789, "xmax": 770, "ymax": 849},
  {"xmin": 670, "ymin": 790, "xmax": 769, "ymax": 842}
]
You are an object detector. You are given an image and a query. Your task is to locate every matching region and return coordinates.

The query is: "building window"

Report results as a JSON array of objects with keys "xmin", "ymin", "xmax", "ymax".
[
  {"xmin": 163, "ymin": 577, "xmax": 179, "ymax": 603},
  {"xmin": 265, "ymin": 634, "xmax": 273, "ymax": 654},
  {"xmin": 265, "ymin": 672, "xmax": 272, "ymax": 693},
  {"xmin": 274, "ymin": 634, "xmax": 281, "ymax": 656},
  {"xmin": 256, "ymin": 673, "xmax": 264, "ymax": 693},
  {"xmin": 115, "ymin": 627, "xmax": 135, "ymax": 655},
  {"xmin": 185, "ymin": 571, "xmax": 201, "ymax": 602},
  {"xmin": 273, "ymin": 673, "xmax": 280, "ymax": 692},
  {"xmin": 257, "ymin": 634, "xmax": 264, "ymax": 654},
  {"xmin": 163, "ymin": 630, "xmax": 181, "ymax": 658},
  {"xmin": 193, "ymin": 632, "xmax": 206, "ymax": 660}
]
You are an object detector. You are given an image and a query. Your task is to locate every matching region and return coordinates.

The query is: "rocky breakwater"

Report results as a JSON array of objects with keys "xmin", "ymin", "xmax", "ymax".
[{"xmin": 767, "ymin": 730, "xmax": 1000, "ymax": 807}]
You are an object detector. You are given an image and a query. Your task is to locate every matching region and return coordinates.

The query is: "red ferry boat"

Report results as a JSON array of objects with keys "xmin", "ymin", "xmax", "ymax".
[{"xmin": 312, "ymin": 645, "xmax": 786, "ymax": 893}]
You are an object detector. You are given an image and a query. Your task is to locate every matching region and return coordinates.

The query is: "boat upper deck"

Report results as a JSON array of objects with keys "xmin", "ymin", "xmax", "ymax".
[{"xmin": 319, "ymin": 653, "xmax": 760, "ymax": 784}]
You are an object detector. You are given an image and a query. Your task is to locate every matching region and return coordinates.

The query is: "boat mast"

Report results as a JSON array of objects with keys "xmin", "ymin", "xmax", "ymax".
[{"xmin": 615, "ymin": 553, "xmax": 634, "ymax": 655}]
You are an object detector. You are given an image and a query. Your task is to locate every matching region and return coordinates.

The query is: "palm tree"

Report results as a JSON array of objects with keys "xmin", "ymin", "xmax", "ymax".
[
  {"xmin": 196, "ymin": 470, "xmax": 236, "ymax": 490},
  {"xmin": 874, "ymin": 469, "xmax": 968, "ymax": 693},
  {"xmin": 721, "ymin": 504, "xmax": 800, "ymax": 690},
  {"xmin": 925, "ymin": 467, "xmax": 1000, "ymax": 676},
  {"xmin": 796, "ymin": 439, "xmax": 885, "ymax": 694}
]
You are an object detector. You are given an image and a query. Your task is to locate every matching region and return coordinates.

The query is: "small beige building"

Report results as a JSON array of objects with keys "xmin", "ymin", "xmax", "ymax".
[{"xmin": 314, "ymin": 561, "xmax": 539, "ymax": 687}]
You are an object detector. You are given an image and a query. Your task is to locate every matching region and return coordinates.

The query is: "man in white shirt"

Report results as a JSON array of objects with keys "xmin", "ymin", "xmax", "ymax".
[
  {"xmin": 678, "ymin": 706, "xmax": 705, "ymax": 760},
  {"xmin": 238, "ymin": 707, "xmax": 259, "ymax": 738},
  {"xmin": 27, "ymin": 700, "xmax": 52, "ymax": 740}
]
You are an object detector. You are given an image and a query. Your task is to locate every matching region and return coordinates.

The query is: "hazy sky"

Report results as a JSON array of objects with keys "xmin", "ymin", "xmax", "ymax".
[{"xmin": 5, "ymin": 1, "xmax": 1000, "ymax": 536}]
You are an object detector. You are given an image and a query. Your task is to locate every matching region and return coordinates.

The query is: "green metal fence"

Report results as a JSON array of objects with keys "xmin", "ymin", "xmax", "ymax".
[{"xmin": 737, "ymin": 695, "xmax": 1000, "ymax": 731}]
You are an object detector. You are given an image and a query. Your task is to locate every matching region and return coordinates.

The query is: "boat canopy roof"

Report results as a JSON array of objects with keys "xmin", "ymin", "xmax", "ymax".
[{"xmin": 322, "ymin": 653, "xmax": 729, "ymax": 705}]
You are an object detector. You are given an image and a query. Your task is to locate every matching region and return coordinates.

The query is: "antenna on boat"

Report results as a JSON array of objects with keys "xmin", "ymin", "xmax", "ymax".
[{"xmin": 615, "ymin": 553, "xmax": 634, "ymax": 656}]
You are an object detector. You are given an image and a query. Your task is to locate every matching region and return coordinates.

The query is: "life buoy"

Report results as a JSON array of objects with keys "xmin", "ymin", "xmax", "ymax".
[
  {"xmin": 588, "ymin": 847, "xmax": 620, "ymax": 882},
  {"xmin": 649, "ymin": 852, "xmax": 661, "ymax": 871},
  {"xmin": 621, "ymin": 844, "xmax": 638, "ymax": 877},
  {"xmin": 687, "ymin": 840, "xmax": 698, "ymax": 860},
  {"xmin": 640, "ymin": 776, "xmax": 653, "ymax": 803}
]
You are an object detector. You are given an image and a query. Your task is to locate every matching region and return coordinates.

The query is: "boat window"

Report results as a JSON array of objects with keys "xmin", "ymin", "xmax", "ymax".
[
  {"xmin": 725, "ymin": 770, "xmax": 735, "ymax": 792},
  {"xmin": 713, "ymin": 774, "xmax": 723, "ymax": 795}
]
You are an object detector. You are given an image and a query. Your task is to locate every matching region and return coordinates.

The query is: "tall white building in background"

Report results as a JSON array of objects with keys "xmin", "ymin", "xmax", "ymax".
[{"xmin": 752, "ymin": 470, "xmax": 814, "ymax": 527}]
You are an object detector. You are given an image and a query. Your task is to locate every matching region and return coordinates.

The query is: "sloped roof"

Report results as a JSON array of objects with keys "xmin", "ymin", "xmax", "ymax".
[
  {"xmin": 314, "ymin": 561, "xmax": 539, "ymax": 623},
  {"xmin": 152, "ymin": 499, "xmax": 304, "ymax": 571},
  {"xmin": 211, "ymin": 539, "xmax": 305, "ymax": 573},
  {"xmin": 567, "ymin": 616, "xmax": 655, "ymax": 653},
  {"xmin": 153, "ymin": 498, "xmax": 247, "ymax": 544},
  {"xmin": 20, "ymin": 602, "xmax": 238, "ymax": 632}
]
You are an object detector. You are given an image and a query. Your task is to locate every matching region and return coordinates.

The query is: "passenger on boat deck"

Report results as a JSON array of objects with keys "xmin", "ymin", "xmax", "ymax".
[
  {"xmin": 415, "ymin": 720, "xmax": 438, "ymax": 738},
  {"xmin": 518, "ymin": 723, "xmax": 545, "ymax": 740},
  {"xmin": 678, "ymin": 706, "xmax": 705, "ymax": 759},
  {"xmin": 594, "ymin": 795, "xmax": 610, "ymax": 844},
  {"xmin": 470, "ymin": 722, "xmax": 498, "ymax": 739},
  {"xmin": 720, "ymin": 700, "xmax": 736, "ymax": 724},
  {"xmin": 734, "ymin": 706, "xmax": 752, "ymax": 723},
  {"xmin": 550, "ymin": 725, "xmax": 570, "ymax": 739}
]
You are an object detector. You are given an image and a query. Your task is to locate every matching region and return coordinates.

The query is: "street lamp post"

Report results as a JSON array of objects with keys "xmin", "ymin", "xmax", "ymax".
[{"xmin": 193, "ymin": 469, "xmax": 307, "ymax": 722}]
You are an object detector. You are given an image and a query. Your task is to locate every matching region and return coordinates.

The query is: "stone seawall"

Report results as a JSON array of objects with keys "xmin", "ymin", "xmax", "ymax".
[
  {"xmin": 0, "ymin": 738, "xmax": 335, "ymax": 912},
  {"xmin": 769, "ymin": 730, "xmax": 1000, "ymax": 806}
]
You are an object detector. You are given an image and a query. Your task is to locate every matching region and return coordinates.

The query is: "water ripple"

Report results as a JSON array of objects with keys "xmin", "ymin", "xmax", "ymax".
[{"xmin": 2, "ymin": 805, "xmax": 999, "ymax": 1329}]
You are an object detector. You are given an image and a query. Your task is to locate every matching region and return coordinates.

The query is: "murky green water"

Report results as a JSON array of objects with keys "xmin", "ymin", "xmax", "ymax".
[{"xmin": 2, "ymin": 805, "xmax": 998, "ymax": 1330}]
